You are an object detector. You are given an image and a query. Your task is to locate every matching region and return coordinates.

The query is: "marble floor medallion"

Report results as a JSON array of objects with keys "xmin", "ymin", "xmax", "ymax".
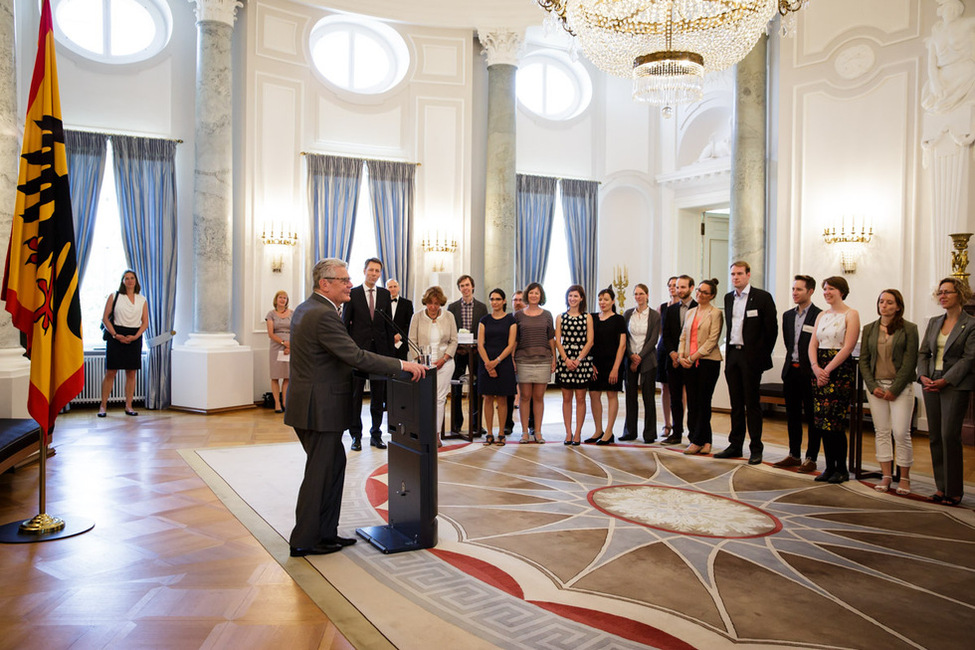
[{"xmin": 590, "ymin": 485, "xmax": 781, "ymax": 538}]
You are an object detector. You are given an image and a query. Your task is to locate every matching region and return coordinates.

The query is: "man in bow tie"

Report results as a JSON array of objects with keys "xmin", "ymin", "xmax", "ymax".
[{"xmin": 386, "ymin": 278, "xmax": 414, "ymax": 362}]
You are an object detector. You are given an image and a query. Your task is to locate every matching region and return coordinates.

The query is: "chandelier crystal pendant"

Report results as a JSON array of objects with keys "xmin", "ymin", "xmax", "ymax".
[{"xmin": 537, "ymin": 0, "xmax": 784, "ymax": 111}]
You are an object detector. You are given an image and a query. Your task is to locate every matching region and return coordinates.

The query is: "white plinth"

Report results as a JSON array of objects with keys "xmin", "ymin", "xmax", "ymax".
[
  {"xmin": 172, "ymin": 333, "xmax": 254, "ymax": 412},
  {"xmin": 0, "ymin": 348, "xmax": 30, "ymax": 418}
]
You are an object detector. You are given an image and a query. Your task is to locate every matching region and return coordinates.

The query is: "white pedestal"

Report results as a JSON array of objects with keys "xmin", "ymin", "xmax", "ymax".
[
  {"xmin": 171, "ymin": 333, "xmax": 254, "ymax": 413},
  {"xmin": 0, "ymin": 348, "xmax": 31, "ymax": 418}
]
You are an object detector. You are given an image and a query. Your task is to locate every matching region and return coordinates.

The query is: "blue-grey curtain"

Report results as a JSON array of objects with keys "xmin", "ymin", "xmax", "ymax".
[
  {"xmin": 308, "ymin": 154, "xmax": 363, "ymax": 262},
  {"xmin": 515, "ymin": 174, "xmax": 558, "ymax": 292},
  {"xmin": 367, "ymin": 159, "xmax": 415, "ymax": 296},
  {"xmin": 111, "ymin": 135, "xmax": 178, "ymax": 410},
  {"xmin": 64, "ymin": 130, "xmax": 108, "ymax": 284},
  {"xmin": 561, "ymin": 178, "xmax": 600, "ymax": 303}
]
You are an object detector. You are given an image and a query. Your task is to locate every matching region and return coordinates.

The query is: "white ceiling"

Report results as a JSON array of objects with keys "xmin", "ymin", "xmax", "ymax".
[{"xmin": 294, "ymin": 0, "xmax": 548, "ymax": 31}]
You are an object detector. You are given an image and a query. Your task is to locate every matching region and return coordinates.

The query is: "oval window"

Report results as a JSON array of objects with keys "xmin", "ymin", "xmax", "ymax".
[
  {"xmin": 51, "ymin": 0, "xmax": 172, "ymax": 64},
  {"xmin": 310, "ymin": 15, "xmax": 410, "ymax": 95},
  {"xmin": 517, "ymin": 52, "xmax": 592, "ymax": 121}
]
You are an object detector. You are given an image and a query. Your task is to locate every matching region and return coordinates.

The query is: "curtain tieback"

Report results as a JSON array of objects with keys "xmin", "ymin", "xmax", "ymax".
[{"xmin": 149, "ymin": 330, "xmax": 176, "ymax": 348}]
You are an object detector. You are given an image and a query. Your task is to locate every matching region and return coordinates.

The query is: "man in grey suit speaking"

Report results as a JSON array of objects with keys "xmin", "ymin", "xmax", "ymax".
[{"xmin": 286, "ymin": 258, "xmax": 426, "ymax": 557}]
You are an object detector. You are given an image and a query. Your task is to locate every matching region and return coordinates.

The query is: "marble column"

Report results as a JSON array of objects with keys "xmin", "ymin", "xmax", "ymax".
[
  {"xmin": 478, "ymin": 29, "xmax": 521, "ymax": 297},
  {"xmin": 173, "ymin": 0, "xmax": 253, "ymax": 412},
  {"xmin": 729, "ymin": 35, "xmax": 768, "ymax": 289},
  {"xmin": 0, "ymin": 0, "xmax": 30, "ymax": 418}
]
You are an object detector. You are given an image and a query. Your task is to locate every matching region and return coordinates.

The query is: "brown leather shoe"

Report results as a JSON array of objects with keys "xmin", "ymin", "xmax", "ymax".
[
  {"xmin": 773, "ymin": 455, "xmax": 801, "ymax": 468},
  {"xmin": 797, "ymin": 458, "xmax": 817, "ymax": 473}
]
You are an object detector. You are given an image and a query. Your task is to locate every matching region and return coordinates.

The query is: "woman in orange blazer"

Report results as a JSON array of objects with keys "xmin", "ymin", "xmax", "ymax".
[{"xmin": 678, "ymin": 278, "xmax": 724, "ymax": 455}]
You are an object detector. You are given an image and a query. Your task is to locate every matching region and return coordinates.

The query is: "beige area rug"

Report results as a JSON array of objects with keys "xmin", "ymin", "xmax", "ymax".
[{"xmin": 184, "ymin": 429, "xmax": 975, "ymax": 650}]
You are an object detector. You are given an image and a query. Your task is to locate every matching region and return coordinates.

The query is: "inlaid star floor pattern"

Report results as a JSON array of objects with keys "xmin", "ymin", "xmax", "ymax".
[{"xmin": 368, "ymin": 443, "xmax": 975, "ymax": 649}]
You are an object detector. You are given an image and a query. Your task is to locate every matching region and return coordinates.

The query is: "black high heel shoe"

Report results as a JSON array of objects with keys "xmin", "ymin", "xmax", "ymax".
[
  {"xmin": 595, "ymin": 434, "xmax": 615, "ymax": 446},
  {"xmin": 583, "ymin": 434, "xmax": 602, "ymax": 444}
]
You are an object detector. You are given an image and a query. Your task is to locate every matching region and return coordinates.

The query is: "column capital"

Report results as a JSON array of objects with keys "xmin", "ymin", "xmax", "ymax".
[
  {"xmin": 477, "ymin": 28, "xmax": 523, "ymax": 67},
  {"xmin": 189, "ymin": 0, "xmax": 242, "ymax": 27}
]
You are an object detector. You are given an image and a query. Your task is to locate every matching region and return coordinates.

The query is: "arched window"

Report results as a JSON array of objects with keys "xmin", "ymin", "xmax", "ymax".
[
  {"xmin": 51, "ymin": 0, "xmax": 172, "ymax": 64},
  {"xmin": 517, "ymin": 52, "xmax": 592, "ymax": 121},
  {"xmin": 310, "ymin": 15, "xmax": 410, "ymax": 95}
]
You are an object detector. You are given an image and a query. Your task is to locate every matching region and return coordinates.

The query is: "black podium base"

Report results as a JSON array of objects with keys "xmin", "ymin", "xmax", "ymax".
[{"xmin": 356, "ymin": 524, "xmax": 427, "ymax": 554}]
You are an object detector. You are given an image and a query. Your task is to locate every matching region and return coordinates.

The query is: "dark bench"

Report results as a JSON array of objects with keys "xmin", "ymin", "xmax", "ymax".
[
  {"xmin": 759, "ymin": 383, "xmax": 785, "ymax": 406},
  {"xmin": 0, "ymin": 419, "xmax": 43, "ymax": 475}
]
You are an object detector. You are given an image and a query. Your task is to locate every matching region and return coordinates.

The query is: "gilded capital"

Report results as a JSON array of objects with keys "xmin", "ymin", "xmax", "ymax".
[
  {"xmin": 477, "ymin": 28, "xmax": 523, "ymax": 67},
  {"xmin": 189, "ymin": 0, "xmax": 243, "ymax": 26}
]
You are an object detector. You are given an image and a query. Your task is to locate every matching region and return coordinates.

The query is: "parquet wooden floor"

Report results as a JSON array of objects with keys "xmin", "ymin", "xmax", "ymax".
[{"xmin": 0, "ymin": 392, "xmax": 971, "ymax": 649}]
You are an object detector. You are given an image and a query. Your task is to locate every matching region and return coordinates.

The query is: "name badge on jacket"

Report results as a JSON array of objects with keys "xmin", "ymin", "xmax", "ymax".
[
  {"xmin": 802, "ymin": 324, "xmax": 815, "ymax": 333},
  {"xmin": 746, "ymin": 309, "xmax": 758, "ymax": 317}
]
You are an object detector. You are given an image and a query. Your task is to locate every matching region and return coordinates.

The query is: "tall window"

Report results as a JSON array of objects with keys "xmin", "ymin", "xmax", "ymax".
[
  {"xmin": 79, "ymin": 142, "xmax": 131, "ymax": 349},
  {"xmin": 543, "ymin": 186, "xmax": 573, "ymax": 312},
  {"xmin": 347, "ymin": 167, "xmax": 378, "ymax": 283}
]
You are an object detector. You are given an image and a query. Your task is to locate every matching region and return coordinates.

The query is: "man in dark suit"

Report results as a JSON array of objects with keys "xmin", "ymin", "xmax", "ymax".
[
  {"xmin": 717, "ymin": 261, "xmax": 778, "ymax": 464},
  {"xmin": 662, "ymin": 275, "xmax": 696, "ymax": 445},
  {"xmin": 774, "ymin": 275, "xmax": 821, "ymax": 472},
  {"xmin": 621, "ymin": 287, "xmax": 662, "ymax": 442},
  {"xmin": 285, "ymin": 258, "xmax": 425, "ymax": 557},
  {"xmin": 386, "ymin": 278, "xmax": 414, "ymax": 362},
  {"xmin": 343, "ymin": 257, "xmax": 395, "ymax": 450},
  {"xmin": 447, "ymin": 275, "xmax": 488, "ymax": 432}
]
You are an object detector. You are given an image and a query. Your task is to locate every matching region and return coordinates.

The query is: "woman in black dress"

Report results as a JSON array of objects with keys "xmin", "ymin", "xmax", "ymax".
[
  {"xmin": 585, "ymin": 287, "xmax": 627, "ymax": 445},
  {"xmin": 477, "ymin": 289, "xmax": 517, "ymax": 445},
  {"xmin": 99, "ymin": 270, "xmax": 149, "ymax": 417},
  {"xmin": 555, "ymin": 285, "xmax": 593, "ymax": 445}
]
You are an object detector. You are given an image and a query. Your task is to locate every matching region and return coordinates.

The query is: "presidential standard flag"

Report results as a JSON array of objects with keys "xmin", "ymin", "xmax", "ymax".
[{"xmin": 2, "ymin": 0, "xmax": 84, "ymax": 439}]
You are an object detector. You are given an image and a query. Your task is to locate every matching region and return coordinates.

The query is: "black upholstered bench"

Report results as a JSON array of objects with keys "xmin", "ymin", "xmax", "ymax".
[
  {"xmin": 759, "ymin": 383, "xmax": 785, "ymax": 406},
  {"xmin": 0, "ymin": 419, "xmax": 42, "ymax": 475}
]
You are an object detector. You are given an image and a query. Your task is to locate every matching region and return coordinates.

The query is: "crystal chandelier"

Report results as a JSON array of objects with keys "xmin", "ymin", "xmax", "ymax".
[{"xmin": 536, "ymin": 1, "xmax": 810, "ymax": 111}]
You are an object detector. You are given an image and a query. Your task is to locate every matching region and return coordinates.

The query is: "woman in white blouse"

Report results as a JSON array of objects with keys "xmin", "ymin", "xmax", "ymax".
[
  {"xmin": 99, "ymin": 270, "xmax": 149, "ymax": 417},
  {"xmin": 808, "ymin": 276, "xmax": 860, "ymax": 484},
  {"xmin": 409, "ymin": 286, "xmax": 458, "ymax": 446}
]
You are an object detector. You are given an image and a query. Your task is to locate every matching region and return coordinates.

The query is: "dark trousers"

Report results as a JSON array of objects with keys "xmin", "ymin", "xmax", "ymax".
[
  {"xmin": 290, "ymin": 428, "xmax": 346, "ymax": 547},
  {"xmin": 923, "ymin": 371, "xmax": 968, "ymax": 497},
  {"xmin": 624, "ymin": 367, "xmax": 657, "ymax": 441},
  {"xmin": 667, "ymin": 362, "xmax": 687, "ymax": 437},
  {"xmin": 505, "ymin": 394, "xmax": 534, "ymax": 432},
  {"xmin": 783, "ymin": 363, "xmax": 820, "ymax": 460},
  {"xmin": 451, "ymin": 352, "xmax": 481, "ymax": 431},
  {"xmin": 685, "ymin": 359, "xmax": 721, "ymax": 446},
  {"xmin": 351, "ymin": 375, "xmax": 385, "ymax": 440},
  {"xmin": 724, "ymin": 346, "xmax": 764, "ymax": 454}
]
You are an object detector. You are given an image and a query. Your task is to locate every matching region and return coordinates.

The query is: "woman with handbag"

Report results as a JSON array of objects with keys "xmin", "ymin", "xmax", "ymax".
[{"xmin": 98, "ymin": 270, "xmax": 149, "ymax": 417}]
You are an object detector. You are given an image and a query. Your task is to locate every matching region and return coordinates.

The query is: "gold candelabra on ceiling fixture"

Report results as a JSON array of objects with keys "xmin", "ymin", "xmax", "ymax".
[{"xmin": 534, "ymin": 1, "xmax": 813, "ymax": 113}]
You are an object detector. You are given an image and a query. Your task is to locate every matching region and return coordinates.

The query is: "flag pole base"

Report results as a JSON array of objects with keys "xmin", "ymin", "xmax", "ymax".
[
  {"xmin": 19, "ymin": 513, "xmax": 65, "ymax": 533},
  {"xmin": 0, "ymin": 514, "xmax": 94, "ymax": 543}
]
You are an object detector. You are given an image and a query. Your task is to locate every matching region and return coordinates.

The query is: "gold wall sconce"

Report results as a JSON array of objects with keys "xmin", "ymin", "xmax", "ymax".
[
  {"xmin": 261, "ymin": 222, "xmax": 298, "ymax": 273},
  {"xmin": 822, "ymin": 217, "xmax": 873, "ymax": 274}
]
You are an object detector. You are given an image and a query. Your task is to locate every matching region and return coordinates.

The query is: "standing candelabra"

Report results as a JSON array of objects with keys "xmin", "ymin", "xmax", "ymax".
[
  {"xmin": 950, "ymin": 233, "xmax": 972, "ymax": 285},
  {"xmin": 613, "ymin": 265, "xmax": 629, "ymax": 310}
]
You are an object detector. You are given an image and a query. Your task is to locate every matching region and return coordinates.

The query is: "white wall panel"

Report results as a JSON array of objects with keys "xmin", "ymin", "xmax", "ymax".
[
  {"xmin": 798, "ymin": 0, "xmax": 918, "ymax": 64},
  {"xmin": 414, "ymin": 36, "xmax": 468, "ymax": 84},
  {"xmin": 316, "ymin": 98, "xmax": 405, "ymax": 152},
  {"xmin": 255, "ymin": 3, "xmax": 310, "ymax": 65}
]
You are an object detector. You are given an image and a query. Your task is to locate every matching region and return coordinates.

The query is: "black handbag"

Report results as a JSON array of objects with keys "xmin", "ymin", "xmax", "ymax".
[{"xmin": 100, "ymin": 292, "xmax": 120, "ymax": 341}]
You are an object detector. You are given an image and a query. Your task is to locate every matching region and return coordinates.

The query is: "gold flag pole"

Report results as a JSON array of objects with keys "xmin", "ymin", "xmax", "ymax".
[{"xmin": 17, "ymin": 435, "xmax": 64, "ymax": 534}]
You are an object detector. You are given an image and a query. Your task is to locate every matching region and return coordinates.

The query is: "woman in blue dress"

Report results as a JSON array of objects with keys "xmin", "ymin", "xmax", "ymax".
[{"xmin": 478, "ymin": 289, "xmax": 517, "ymax": 445}]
